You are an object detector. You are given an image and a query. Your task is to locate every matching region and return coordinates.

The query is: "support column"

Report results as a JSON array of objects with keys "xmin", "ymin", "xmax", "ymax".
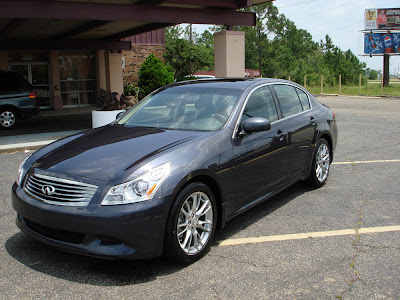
[
  {"xmin": 0, "ymin": 51, "xmax": 8, "ymax": 70},
  {"xmin": 214, "ymin": 30, "xmax": 245, "ymax": 78},
  {"xmin": 48, "ymin": 50, "xmax": 63, "ymax": 110},
  {"xmin": 96, "ymin": 50, "xmax": 107, "ymax": 91},
  {"xmin": 105, "ymin": 51, "xmax": 124, "ymax": 95},
  {"xmin": 383, "ymin": 54, "xmax": 390, "ymax": 87}
]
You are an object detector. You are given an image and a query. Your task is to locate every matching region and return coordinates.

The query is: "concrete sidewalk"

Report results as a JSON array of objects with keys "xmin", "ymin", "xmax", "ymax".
[
  {"xmin": 0, "ymin": 130, "xmax": 85, "ymax": 152},
  {"xmin": 0, "ymin": 107, "xmax": 93, "ymax": 152}
]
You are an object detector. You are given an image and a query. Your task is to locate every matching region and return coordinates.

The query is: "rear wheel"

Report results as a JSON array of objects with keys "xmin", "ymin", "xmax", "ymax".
[
  {"xmin": 0, "ymin": 109, "xmax": 17, "ymax": 128},
  {"xmin": 165, "ymin": 182, "xmax": 217, "ymax": 264},
  {"xmin": 305, "ymin": 138, "xmax": 331, "ymax": 187}
]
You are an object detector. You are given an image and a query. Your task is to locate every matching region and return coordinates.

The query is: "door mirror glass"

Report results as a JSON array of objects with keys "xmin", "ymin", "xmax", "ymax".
[{"xmin": 242, "ymin": 117, "xmax": 271, "ymax": 134}]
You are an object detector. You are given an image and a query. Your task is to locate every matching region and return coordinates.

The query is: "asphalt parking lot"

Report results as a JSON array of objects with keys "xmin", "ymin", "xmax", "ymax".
[{"xmin": 0, "ymin": 95, "xmax": 399, "ymax": 299}]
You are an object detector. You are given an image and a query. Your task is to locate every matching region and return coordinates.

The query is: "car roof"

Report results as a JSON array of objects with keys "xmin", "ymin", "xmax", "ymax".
[{"xmin": 168, "ymin": 78, "xmax": 294, "ymax": 90}]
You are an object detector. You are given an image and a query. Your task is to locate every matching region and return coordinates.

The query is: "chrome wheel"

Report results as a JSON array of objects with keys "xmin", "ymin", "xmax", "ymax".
[
  {"xmin": 315, "ymin": 143, "xmax": 330, "ymax": 182},
  {"xmin": 0, "ymin": 110, "xmax": 16, "ymax": 128},
  {"xmin": 177, "ymin": 191, "xmax": 213, "ymax": 255}
]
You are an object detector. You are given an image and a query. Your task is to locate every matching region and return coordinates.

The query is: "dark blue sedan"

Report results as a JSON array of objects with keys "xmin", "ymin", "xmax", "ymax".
[{"xmin": 12, "ymin": 78, "xmax": 338, "ymax": 263}]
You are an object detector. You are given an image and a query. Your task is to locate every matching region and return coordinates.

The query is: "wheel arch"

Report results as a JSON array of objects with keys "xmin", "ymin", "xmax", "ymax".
[
  {"xmin": 318, "ymin": 132, "xmax": 334, "ymax": 162},
  {"xmin": 0, "ymin": 105, "xmax": 21, "ymax": 118},
  {"xmin": 169, "ymin": 172, "xmax": 225, "ymax": 229}
]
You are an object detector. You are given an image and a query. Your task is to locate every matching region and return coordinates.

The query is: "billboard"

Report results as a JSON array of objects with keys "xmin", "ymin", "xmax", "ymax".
[
  {"xmin": 364, "ymin": 33, "xmax": 400, "ymax": 54},
  {"xmin": 365, "ymin": 8, "xmax": 400, "ymax": 30}
]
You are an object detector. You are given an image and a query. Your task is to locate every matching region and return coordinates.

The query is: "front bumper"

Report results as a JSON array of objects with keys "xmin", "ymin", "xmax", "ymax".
[{"xmin": 12, "ymin": 183, "xmax": 172, "ymax": 259}]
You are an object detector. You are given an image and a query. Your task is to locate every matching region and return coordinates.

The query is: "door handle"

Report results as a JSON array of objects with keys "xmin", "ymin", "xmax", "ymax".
[
  {"xmin": 309, "ymin": 117, "xmax": 316, "ymax": 125},
  {"xmin": 276, "ymin": 130, "xmax": 288, "ymax": 142}
]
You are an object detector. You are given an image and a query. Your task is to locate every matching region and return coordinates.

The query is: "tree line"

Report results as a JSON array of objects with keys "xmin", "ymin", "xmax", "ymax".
[{"xmin": 164, "ymin": 2, "xmax": 376, "ymax": 85}]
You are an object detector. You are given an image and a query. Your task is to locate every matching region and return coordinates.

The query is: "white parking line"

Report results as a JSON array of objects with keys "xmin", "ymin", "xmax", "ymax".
[
  {"xmin": 332, "ymin": 159, "xmax": 400, "ymax": 165},
  {"xmin": 218, "ymin": 225, "xmax": 400, "ymax": 247}
]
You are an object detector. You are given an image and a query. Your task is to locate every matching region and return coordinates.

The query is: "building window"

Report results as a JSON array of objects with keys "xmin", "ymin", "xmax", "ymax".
[{"xmin": 58, "ymin": 51, "xmax": 96, "ymax": 107}]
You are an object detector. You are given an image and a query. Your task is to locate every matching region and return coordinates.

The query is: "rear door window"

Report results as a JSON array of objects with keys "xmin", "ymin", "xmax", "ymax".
[{"xmin": 273, "ymin": 85, "xmax": 303, "ymax": 118}]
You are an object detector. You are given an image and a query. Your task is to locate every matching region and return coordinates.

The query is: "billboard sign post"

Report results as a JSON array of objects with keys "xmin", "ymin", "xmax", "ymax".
[{"xmin": 364, "ymin": 8, "xmax": 400, "ymax": 86}]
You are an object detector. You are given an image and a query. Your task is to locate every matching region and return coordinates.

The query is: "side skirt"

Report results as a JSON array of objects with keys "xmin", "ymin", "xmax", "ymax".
[{"xmin": 226, "ymin": 172, "xmax": 308, "ymax": 222}]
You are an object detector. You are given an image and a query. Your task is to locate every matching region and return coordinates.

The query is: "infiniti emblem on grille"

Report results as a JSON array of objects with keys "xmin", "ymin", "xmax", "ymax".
[{"xmin": 42, "ymin": 185, "xmax": 56, "ymax": 196}]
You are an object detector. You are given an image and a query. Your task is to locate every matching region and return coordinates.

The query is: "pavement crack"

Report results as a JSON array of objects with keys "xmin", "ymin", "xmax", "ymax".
[
  {"xmin": 356, "ymin": 242, "xmax": 400, "ymax": 251},
  {"xmin": 337, "ymin": 199, "xmax": 368, "ymax": 299},
  {"xmin": 210, "ymin": 253, "xmax": 279, "ymax": 270},
  {"xmin": 208, "ymin": 279, "xmax": 222, "ymax": 299}
]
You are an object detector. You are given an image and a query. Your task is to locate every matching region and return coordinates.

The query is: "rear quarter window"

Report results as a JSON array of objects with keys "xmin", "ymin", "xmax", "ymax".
[{"xmin": 296, "ymin": 88, "xmax": 311, "ymax": 110}]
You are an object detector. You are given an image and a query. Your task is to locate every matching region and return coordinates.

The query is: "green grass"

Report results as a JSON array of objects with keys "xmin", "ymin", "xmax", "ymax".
[{"xmin": 305, "ymin": 83, "xmax": 400, "ymax": 97}]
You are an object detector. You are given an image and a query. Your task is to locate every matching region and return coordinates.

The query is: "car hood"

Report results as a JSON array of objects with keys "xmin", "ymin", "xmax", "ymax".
[{"xmin": 31, "ymin": 125, "xmax": 205, "ymax": 181}]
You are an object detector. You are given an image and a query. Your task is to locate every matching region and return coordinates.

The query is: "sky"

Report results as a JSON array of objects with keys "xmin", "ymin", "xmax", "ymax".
[{"xmin": 193, "ymin": 0, "xmax": 400, "ymax": 75}]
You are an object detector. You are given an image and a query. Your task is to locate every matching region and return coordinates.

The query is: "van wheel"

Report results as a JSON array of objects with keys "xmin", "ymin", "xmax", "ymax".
[
  {"xmin": 0, "ymin": 109, "xmax": 17, "ymax": 128},
  {"xmin": 165, "ymin": 182, "xmax": 217, "ymax": 264}
]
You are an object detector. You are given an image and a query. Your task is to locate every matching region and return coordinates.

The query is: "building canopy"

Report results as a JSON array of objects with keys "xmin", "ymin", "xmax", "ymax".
[{"xmin": 0, "ymin": 0, "xmax": 272, "ymax": 50}]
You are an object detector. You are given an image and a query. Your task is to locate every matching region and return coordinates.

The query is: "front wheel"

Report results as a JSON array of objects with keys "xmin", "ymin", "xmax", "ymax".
[
  {"xmin": 305, "ymin": 138, "xmax": 331, "ymax": 188},
  {"xmin": 164, "ymin": 182, "xmax": 217, "ymax": 264}
]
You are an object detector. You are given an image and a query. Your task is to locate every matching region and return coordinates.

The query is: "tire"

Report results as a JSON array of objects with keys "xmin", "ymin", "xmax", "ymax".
[
  {"xmin": 164, "ymin": 182, "xmax": 217, "ymax": 264},
  {"xmin": 0, "ymin": 108, "xmax": 17, "ymax": 129},
  {"xmin": 305, "ymin": 138, "xmax": 331, "ymax": 188}
]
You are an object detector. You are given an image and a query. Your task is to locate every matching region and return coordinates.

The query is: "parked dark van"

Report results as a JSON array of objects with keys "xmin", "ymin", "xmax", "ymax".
[{"xmin": 0, "ymin": 71, "xmax": 39, "ymax": 128}]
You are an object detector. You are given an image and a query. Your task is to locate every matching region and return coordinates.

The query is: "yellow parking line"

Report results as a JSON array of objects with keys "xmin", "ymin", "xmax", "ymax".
[
  {"xmin": 217, "ymin": 225, "xmax": 400, "ymax": 247},
  {"xmin": 332, "ymin": 159, "xmax": 400, "ymax": 165}
]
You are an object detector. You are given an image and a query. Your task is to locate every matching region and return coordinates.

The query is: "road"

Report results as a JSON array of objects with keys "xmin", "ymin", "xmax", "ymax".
[{"xmin": 0, "ymin": 95, "xmax": 399, "ymax": 299}]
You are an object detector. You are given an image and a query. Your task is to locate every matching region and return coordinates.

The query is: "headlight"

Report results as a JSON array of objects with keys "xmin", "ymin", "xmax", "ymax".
[
  {"xmin": 16, "ymin": 155, "xmax": 31, "ymax": 186},
  {"xmin": 101, "ymin": 162, "xmax": 171, "ymax": 205}
]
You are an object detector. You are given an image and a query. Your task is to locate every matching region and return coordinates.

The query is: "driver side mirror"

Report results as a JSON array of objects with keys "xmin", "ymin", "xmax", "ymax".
[
  {"xmin": 116, "ymin": 111, "xmax": 125, "ymax": 119},
  {"xmin": 240, "ymin": 117, "xmax": 271, "ymax": 135}
]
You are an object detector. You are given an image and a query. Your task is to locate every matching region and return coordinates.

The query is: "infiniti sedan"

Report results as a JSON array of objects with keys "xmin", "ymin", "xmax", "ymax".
[{"xmin": 12, "ymin": 78, "xmax": 338, "ymax": 263}]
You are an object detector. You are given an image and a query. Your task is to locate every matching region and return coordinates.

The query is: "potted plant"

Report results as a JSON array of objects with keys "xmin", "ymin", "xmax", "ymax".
[
  {"xmin": 124, "ymin": 83, "xmax": 140, "ymax": 107},
  {"xmin": 92, "ymin": 89, "xmax": 127, "ymax": 128}
]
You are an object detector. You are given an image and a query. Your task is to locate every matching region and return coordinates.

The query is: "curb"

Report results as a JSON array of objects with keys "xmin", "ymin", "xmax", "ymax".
[
  {"xmin": 0, "ymin": 140, "xmax": 55, "ymax": 153},
  {"xmin": 314, "ymin": 94, "xmax": 400, "ymax": 100}
]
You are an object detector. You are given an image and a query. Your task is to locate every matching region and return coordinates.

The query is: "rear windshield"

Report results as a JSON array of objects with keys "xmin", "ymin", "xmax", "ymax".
[
  {"xmin": 0, "ymin": 72, "xmax": 31, "ymax": 93},
  {"xmin": 117, "ymin": 86, "xmax": 242, "ymax": 131}
]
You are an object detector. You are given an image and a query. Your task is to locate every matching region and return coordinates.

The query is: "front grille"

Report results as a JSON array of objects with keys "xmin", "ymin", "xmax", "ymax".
[
  {"xmin": 23, "ymin": 217, "xmax": 85, "ymax": 244},
  {"xmin": 23, "ymin": 173, "xmax": 97, "ymax": 206}
]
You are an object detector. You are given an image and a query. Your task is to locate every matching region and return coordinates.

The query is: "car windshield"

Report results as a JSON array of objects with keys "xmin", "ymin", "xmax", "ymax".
[{"xmin": 117, "ymin": 85, "xmax": 242, "ymax": 131}]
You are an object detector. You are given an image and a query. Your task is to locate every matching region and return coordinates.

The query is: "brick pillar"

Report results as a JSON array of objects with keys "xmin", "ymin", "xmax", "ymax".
[
  {"xmin": 49, "ymin": 50, "xmax": 63, "ymax": 110},
  {"xmin": 0, "ymin": 51, "xmax": 8, "ymax": 70},
  {"xmin": 214, "ymin": 30, "xmax": 245, "ymax": 78}
]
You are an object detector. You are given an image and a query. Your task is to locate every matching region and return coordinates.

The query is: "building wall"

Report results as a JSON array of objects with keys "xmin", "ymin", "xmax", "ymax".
[
  {"xmin": 122, "ymin": 44, "xmax": 166, "ymax": 84},
  {"xmin": 122, "ymin": 28, "xmax": 165, "ymax": 45}
]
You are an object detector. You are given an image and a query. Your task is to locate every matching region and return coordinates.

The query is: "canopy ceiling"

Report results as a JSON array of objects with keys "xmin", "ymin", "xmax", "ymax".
[{"xmin": 0, "ymin": 0, "xmax": 273, "ymax": 50}]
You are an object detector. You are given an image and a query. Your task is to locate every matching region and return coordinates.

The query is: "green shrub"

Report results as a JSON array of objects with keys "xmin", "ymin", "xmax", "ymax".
[{"xmin": 137, "ymin": 54, "xmax": 174, "ymax": 99}]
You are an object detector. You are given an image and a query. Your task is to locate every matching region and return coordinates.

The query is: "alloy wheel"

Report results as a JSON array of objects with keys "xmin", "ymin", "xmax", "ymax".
[
  {"xmin": 315, "ymin": 143, "xmax": 330, "ymax": 182},
  {"xmin": 177, "ymin": 191, "xmax": 213, "ymax": 255}
]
